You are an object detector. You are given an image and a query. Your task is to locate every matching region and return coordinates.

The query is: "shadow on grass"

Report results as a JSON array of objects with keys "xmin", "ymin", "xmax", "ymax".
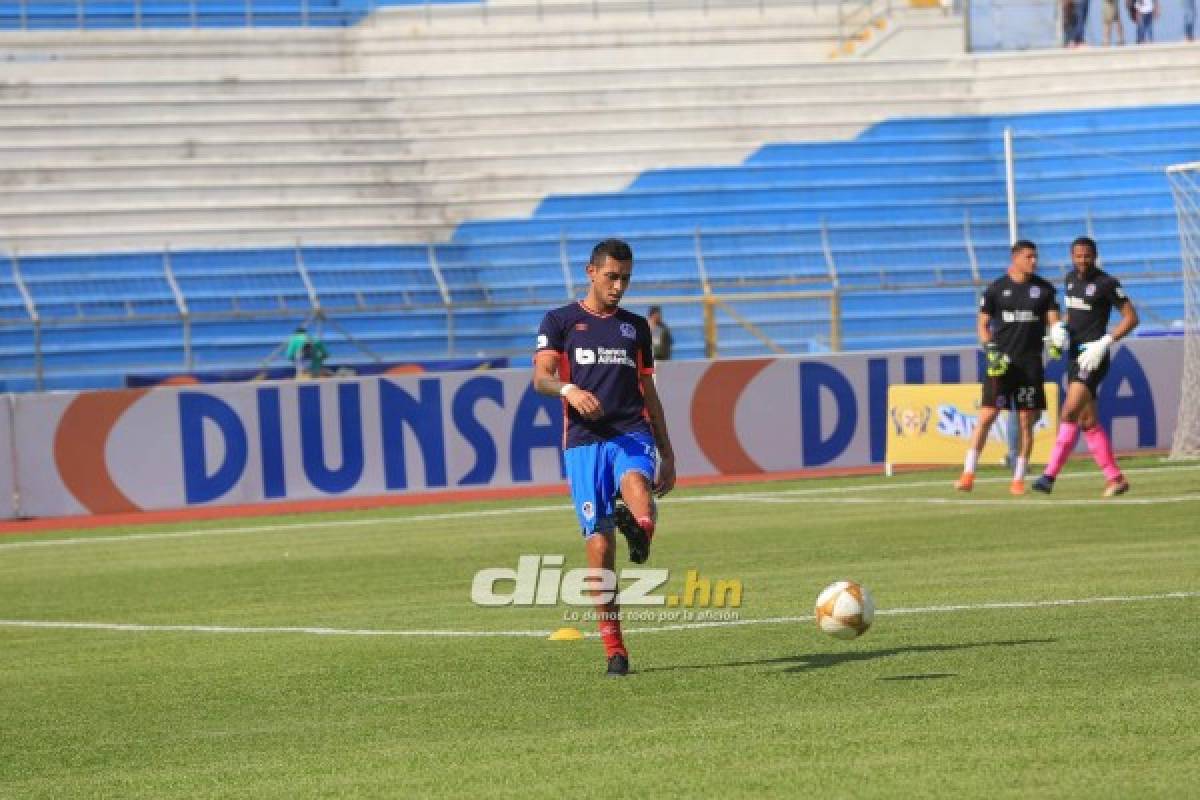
[{"xmin": 638, "ymin": 638, "xmax": 1055, "ymax": 675}]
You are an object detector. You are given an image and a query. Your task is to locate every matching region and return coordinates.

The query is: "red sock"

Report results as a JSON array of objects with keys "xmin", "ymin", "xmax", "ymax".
[
  {"xmin": 598, "ymin": 617, "xmax": 626, "ymax": 658},
  {"xmin": 636, "ymin": 515, "xmax": 656, "ymax": 540}
]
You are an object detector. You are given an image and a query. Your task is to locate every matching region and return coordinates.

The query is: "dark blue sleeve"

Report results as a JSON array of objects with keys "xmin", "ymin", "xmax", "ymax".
[
  {"xmin": 638, "ymin": 318, "xmax": 655, "ymax": 372},
  {"xmin": 536, "ymin": 310, "xmax": 564, "ymax": 354}
]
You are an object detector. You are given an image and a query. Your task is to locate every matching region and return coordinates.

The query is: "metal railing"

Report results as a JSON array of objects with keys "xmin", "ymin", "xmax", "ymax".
[
  {"xmin": 0, "ymin": 215, "xmax": 989, "ymax": 391},
  {"xmin": 1, "ymin": 212, "xmax": 1183, "ymax": 391}
]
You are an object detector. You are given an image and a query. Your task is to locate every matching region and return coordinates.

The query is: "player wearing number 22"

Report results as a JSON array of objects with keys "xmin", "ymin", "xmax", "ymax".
[
  {"xmin": 532, "ymin": 238, "xmax": 677, "ymax": 678},
  {"xmin": 1032, "ymin": 237, "xmax": 1139, "ymax": 497},
  {"xmin": 955, "ymin": 240, "xmax": 1062, "ymax": 496}
]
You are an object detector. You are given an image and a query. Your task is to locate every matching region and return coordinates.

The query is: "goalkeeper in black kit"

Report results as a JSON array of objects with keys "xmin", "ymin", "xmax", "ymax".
[
  {"xmin": 1032, "ymin": 237, "xmax": 1138, "ymax": 497},
  {"xmin": 955, "ymin": 240, "xmax": 1061, "ymax": 496}
]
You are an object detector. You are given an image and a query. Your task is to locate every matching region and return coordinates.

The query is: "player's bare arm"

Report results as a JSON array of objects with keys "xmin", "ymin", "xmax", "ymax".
[
  {"xmin": 639, "ymin": 372, "xmax": 676, "ymax": 497},
  {"xmin": 533, "ymin": 351, "xmax": 603, "ymax": 420},
  {"xmin": 1111, "ymin": 300, "xmax": 1139, "ymax": 342}
]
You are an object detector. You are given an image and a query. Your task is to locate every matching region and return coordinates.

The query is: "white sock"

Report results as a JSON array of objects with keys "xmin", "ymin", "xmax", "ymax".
[
  {"xmin": 964, "ymin": 449, "xmax": 979, "ymax": 474},
  {"xmin": 1014, "ymin": 457, "xmax": 1027, "ymax": 481}
]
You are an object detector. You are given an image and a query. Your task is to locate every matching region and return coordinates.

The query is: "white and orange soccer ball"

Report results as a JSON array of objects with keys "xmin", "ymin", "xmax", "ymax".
[{"xmin": 814, "ymin": 580, "xmax": 875, "ymax": 640}]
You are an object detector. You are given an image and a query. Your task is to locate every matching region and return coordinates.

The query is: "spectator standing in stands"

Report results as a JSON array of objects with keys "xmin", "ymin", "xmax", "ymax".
[
  {"xmin": 1102, "ymin": 0, "xmax": 1125, "ymax": 44},
  {"xmin": 647, "ymin": 305, "xmax": 674, "ymax": 361},
  {"xmin": 1063, "ymin": 0, "xmax": 1089, "ymax": 45},
  {"xmin": 285, "ymin": 325, "xmax": 329, "ymax": 379},
  {"xmin": 1184, "ymin": 0, "xmax": 1195, "ymax": 39},
  {"xmin": 1074, "ymin": 0, "xmax": 1090, "ymax": 43},
  {"xmin": 1133, "ymin": 0, "xmax": 1157, "ymax": 41}
]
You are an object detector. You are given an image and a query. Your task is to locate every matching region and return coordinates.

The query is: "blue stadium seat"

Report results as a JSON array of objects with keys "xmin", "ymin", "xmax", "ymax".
[{"xmin": 1, "ymin": 102, "xmax": 1194, "ymax": 390}]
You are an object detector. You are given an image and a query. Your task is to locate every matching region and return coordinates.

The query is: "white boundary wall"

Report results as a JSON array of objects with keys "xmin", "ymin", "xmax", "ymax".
[{"xmin": 1, "ymin": 337, "xmax": 1181, "ymax": 519}]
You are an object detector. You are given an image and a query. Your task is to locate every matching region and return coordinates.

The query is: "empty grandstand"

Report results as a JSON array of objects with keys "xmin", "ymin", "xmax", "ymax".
[{"xmin": 0, "ymin": 1, "xmax": 1195, "ymax": 390}]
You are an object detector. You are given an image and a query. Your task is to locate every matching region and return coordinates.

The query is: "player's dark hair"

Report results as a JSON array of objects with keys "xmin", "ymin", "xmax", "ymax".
[
  {"xmin": 590, "ymin": 238, "xmax": 633, "ymax": 265},
  {"xmin": 1011, "ymin": 239, "xmax": 1037, "ymax": 255},
  {"xmin": 1071, "ymin": 236, "xmax": 1098, "ymax": 255}
]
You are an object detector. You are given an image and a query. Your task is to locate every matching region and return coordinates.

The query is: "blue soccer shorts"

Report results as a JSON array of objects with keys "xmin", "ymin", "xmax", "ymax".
[{"xmin": 563, "ymin": 431, "xmax": 657, "ymax": 537}]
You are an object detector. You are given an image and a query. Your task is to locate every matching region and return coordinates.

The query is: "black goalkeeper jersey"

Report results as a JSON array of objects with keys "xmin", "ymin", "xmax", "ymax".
[
  {"xmin": 979, "ymin": 273, "xmax": 1060, "ymax": 361},
  {"xmin": 1064, "ymin": 267, "xmax": 1128, "ymax": 345}
]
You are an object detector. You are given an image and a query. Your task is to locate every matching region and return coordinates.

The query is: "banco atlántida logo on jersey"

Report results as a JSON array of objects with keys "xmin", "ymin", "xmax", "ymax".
[{"xmin": 574, "ymin": 347, "xmax": 636, "ymax": 368}]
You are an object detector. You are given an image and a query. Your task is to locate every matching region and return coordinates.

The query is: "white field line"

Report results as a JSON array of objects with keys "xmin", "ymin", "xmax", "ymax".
[
  {"xmin": 0, "ymin": 619, "xmax": 552, "ymax": 638},
  {"xmin": 749, "ymin": 494, "xmax": 1200, "ymax": 507},
  {"xmin": 619, "ymin": 590, "xmax": 1200, "ymax": 634},
  {"xmin": 0, "ymin": 591, "xmax": 1195, "ymax": 639},
  {"xmin": 1, "ymin": 462, "xmax": 1197, "ymax": 553}
]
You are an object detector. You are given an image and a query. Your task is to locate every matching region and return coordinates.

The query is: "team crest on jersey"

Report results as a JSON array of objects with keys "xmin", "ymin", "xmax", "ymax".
[
  {"xmin": 619, "ymin": 322, "xmax": 636, "ymax": 339},
  {"xmin": 1086, "ymin": 284, "xmax": 1096, "ymax": 297},
  {"xmin": 1029, "ymin": 286, "xmax": 1040, "ymax": 298}
]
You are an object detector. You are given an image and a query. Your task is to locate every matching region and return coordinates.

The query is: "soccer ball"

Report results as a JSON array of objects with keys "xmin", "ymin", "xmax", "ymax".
[{"xmin": 814, "ymin": 580, "xmax": 875, "ymax": 640}]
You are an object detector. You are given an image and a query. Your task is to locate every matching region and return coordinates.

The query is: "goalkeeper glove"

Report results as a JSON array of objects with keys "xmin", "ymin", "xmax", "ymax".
[
  {"xmin": 985, "ymin": 342, "xmax": 1010, "ymax": 377},
  {"xmin": 1046, "ymin": 321, "xmax": 1068, "ymax": 359},
  {"xmin": 1077, "ymin": 334, "xmax": 1113, "ymax": 372}
]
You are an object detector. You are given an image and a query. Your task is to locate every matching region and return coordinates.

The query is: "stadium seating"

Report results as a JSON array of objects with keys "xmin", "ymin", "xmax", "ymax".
[
  {"xmin": 1, "ymin": 98, "xmax": 1193, "ymax": 391},
  {"xmin": 0, "ymin": 1, "xmax": 500, "ymax": 30}
]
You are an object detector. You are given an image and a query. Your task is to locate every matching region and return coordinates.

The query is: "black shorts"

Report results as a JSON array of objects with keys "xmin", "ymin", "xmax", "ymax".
[
  {"xmin": 1067, "ymin": 352, "xmax": 1110, "ymax": 396},
  {"xmin": 981, "ymin": 358, "xmax": 1046, "ymax": 410}
]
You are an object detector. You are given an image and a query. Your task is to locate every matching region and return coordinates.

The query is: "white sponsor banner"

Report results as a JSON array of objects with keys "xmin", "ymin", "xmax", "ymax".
[{"xmin": 1, "ymin": 338, "xmax": 1184, "ymax": 519}]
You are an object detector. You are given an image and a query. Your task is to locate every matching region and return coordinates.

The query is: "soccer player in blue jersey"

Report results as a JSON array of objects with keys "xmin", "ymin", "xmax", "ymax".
[{"xmin": 533, "ymin": 238, "xmax": 677, "ymax": 677}]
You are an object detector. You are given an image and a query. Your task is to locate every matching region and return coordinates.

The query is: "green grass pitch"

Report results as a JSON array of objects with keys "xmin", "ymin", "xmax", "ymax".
[{"xmin": 1, "ymin": 457, "xmax": 1198, "ymax": 798}]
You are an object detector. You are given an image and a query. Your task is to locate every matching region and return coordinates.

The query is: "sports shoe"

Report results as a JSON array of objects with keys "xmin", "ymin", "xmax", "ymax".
[
  {"xmin": 614, "ymin": 503, "xmax": 651, "ymax": 564},
  {"xmin": 1102, "ymin": 478, "xmax": 1130, "ymax": 498},
  {"xmin": 606, "ymin": 653, "xmax": 630, "ymax": 677},
  {"xmin": 1031, "ymin": 475, "xmax": 1055, "ymax": 494},
  {"xmin": 1009, "ymin": 479, "xmax": 1026, "ymax": 496},
  {"xmin": 954, "ymin": 473, "xmax": 975, "ymax": 492}
]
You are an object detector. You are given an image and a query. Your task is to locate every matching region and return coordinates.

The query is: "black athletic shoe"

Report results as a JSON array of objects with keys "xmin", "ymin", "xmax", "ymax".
[
  {"xmin": 1032, "ymin": 475, "xmax": 1055, "ymax": 494},
  {"xmin": 606, "ymin": 653, "xmax": 630, "ymax": 677},
  {"xmin": 614, "ymin": 504, "xmax": 650, "ymax": 564}
]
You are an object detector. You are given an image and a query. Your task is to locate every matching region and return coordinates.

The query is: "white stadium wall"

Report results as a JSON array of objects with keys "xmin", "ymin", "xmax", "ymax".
[
  {"xmin": 0, "ymin": 338, "xmax": 1182, "ymax": 520},
  {"xmin": 0, "ymin": 396, "xmax": 15, "ymax": 519}
]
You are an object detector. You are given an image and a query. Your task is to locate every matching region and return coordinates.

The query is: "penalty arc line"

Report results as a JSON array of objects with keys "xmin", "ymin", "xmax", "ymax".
[{"xmin": 0, "ymin": 591, "xmax": 1196, "ymax": 639}]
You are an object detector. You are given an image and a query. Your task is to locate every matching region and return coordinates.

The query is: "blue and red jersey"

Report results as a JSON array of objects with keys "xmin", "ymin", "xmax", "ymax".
[{"xmin": 536, "ymin": 302, "xmax": 655, "ymax": 449}]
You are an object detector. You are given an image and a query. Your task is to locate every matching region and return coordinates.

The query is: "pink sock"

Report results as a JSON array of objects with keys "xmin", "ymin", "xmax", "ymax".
[
  {"xmin": 1044, "ymin": 421, "xmax": 1080, "ymax": 478},
  {"xmin": 1084, "ymin": 425, "xmax": 1122, "ymax": 482}
]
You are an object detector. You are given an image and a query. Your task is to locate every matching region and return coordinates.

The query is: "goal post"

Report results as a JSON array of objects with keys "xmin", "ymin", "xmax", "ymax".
[{"xmin": 1166, "ymin": 162, "xmax": 1200, "ymax": 459}]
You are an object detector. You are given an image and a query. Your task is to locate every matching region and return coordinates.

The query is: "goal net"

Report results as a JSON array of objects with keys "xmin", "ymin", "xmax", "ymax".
[{"xmin": 1167, "ymin": 162, "xmax": 1200, "ymax": 459}]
